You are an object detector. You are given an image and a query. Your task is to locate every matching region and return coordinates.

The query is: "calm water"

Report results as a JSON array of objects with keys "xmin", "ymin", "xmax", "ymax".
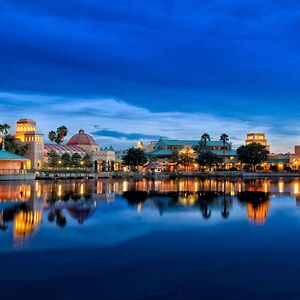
[{"xmin": 1, "ymin": 178, "xmax": 300, "ymax": 299}]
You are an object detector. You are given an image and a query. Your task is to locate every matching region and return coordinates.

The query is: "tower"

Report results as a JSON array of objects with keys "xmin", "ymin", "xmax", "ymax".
[
  {"xmin": 245, "ymin": 133, "xmax": 270, "ymax": 152},
  {"xmin": 14, "ymin": 119, "xmax": 44, "ymax": 169}
]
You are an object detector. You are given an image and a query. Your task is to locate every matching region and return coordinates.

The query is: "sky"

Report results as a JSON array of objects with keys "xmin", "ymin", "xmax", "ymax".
[{"xmin": 1, "ymin": 0, "xmax": 300, "ymax": 152}]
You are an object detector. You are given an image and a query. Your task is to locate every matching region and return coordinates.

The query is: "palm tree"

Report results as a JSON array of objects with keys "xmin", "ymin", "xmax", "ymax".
[
  {"xmin": 220, "ymin": 133, "xmax": 229, "ymax": 168},
  {"xmin": 199, "ymin": 133, "xmax": 211, "ymax": 150},
  {"xmin": 48, "ymin": 130, "xmax": 56, "ymax": 143},
  {"xmin": 0, "ymin": 123, "xmax": 11, "ymax": 150},
  {"xmin": 56, "ymin": 126, "xmax": 68, "ymax": 144}
]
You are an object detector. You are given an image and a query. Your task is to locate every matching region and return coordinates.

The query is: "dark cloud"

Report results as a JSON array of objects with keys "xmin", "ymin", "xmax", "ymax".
[
  {"xmin": 1, "ymin": 0, "xmax": 300, "ymax": 119},
  {"xmin": 92, "ymin": 130, "xmax": 166, "ymax": 141}
]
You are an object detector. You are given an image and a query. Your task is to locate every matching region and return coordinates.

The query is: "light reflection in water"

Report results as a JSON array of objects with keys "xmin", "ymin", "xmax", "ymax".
[{"xmin": 0, "ymin": 179, "xmax": 299, "ymax": 245}]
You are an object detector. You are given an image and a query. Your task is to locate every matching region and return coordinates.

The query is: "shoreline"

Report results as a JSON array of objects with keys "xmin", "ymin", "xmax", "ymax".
[
  {"xmin": 1, "ymin": 171, "xmax": 300, "ymax": 181},
  {"xmin": 37, "ymin": 171, "xmax": 300, "ymax": 181}
]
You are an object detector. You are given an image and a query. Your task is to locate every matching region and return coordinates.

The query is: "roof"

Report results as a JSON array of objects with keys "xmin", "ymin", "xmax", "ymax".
[
  {"xmin": 17, "ymin": 119, "xmax": 36, "ymax": 124},
  {"xmin": 267, "ymin": 158, "xmax": 290, "ymax": 163},
  {"xmin": 66, "ymin": 129, "xmax": 98, "ymax": 146},
  {"xmin": 0, "ymin": 150, "xmax": 29, "ymax": 161},
  {"xmin": 146, "ymin": 149, "xmax": 175, "ymax": 157},
  {"xmin": 44, "ymin": 144, "xmax": 87, "ymax": 155},
  {"xmin": 211, "ymin": 150, "xmax": 237, "ymax": 156},
  {"xmin": 157, "ymin": 139, "xmax": 230, "ymax": 147}
]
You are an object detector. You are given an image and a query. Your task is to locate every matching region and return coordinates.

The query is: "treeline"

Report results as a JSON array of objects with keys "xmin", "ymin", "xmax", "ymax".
[{"xmin": 47, "ymin": 152, "xmax": 93, "ymax": 169}]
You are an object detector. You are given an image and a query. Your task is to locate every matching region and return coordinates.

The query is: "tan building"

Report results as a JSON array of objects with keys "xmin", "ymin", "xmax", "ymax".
[
  {"xmin": 265, "ymin": 146, "xmax": 300, "ymax": 171},
  {"xmin": 245, "ymin": 133, "xmax": 270, "ymax": 152},
  {"xmin": 0, "ymin": 150, "xmax": 29, "ymax": 174},
  {"xmin": 14, "ymin": 119, "xmax": 44, "ymax": 169},
  {"xmin": 44, "ymin": 129, "xmax": 115, "ymax": 171}
]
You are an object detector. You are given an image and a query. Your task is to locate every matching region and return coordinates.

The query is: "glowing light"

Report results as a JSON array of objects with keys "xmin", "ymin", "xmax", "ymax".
[
  {"xmin": 278, "ymin": 181, "xmax": 284, "ymax": 193},
  {"xmin": 294, "ymin": 183, "xmax": 299, "ymax": 194},
  {"xmin": 58, "ymin": 184, "xmax": 62, "ymax": 197}
]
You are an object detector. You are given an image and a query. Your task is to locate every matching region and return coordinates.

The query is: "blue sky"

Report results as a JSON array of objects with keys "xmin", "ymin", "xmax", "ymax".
[{"xmin": 1, "ymin": 0, "xmax": 300, "ymax": 152}]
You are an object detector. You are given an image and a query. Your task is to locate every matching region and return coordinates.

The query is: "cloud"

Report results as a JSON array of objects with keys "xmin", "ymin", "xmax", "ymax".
[
  {"xmin": 92, "ymin": 130, "xmax": 166, "ymax": 141},
  {"xmin": 1, "ymin": 92, "xmax": 299, "ymax": 152},
  {"xmin": 1, "ymin": 0, "xmax": 300, "ymax": 116}
]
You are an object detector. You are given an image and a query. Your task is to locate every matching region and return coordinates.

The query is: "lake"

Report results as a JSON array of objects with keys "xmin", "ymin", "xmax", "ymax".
[{"xmin": 0, "ymin": 178, "xmax": 300, "ymax": 299}]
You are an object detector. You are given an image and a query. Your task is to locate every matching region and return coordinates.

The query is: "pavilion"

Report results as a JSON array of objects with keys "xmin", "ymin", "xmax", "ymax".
[{"xmin": 0, "ymin": 150, "xmax": 29, "ymax": 175}]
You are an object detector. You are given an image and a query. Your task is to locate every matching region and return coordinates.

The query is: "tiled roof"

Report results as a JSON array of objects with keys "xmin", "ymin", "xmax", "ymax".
[
  {"xmin": 67, "ymin": 130, "xmax": 98, "ymax": 146},
  {"xmin": 146, "ymin": 150, "xmax": 175, "ymax": 157},
  {"xmin": 0, "ymin": 150, "xmax": 29, "ymax": 161},
  {"xmin": 211, "ymin": 150, "xmax": 237, "ymax": 156},
  {"xmin": 267, "ymin": 158, "xmax": 290, "ymax": 163}
]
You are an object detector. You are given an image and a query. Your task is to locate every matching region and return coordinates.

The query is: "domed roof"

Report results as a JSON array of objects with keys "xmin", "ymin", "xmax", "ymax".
[{"xmin": 66, "ymin": 129, "xmax": 98, "ymax": 146}]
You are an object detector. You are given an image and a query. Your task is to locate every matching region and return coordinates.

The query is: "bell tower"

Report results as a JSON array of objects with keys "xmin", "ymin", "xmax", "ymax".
[{"xmin": 14, "ymin": 119, "xmax": 44, "ymax": 169}]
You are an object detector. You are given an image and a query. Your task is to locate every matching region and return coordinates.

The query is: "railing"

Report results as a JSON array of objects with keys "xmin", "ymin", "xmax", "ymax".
[{"xmin": 0, "ymin": 169, "xmax": 30, "ymax": 175}]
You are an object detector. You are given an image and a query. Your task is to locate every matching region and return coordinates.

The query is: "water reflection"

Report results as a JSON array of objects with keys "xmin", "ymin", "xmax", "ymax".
[{"xmin": 0, "ymin": 178, "xmax": 299, "ymax": 245}]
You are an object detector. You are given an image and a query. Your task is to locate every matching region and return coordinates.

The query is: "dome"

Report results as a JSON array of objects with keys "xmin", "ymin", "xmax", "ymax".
[{"xmin": 66, "ymin": 129, "xmax": 98, "ymax": 146}]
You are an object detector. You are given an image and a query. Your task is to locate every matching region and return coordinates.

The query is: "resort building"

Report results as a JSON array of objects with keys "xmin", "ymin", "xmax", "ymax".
[
  {"xmin": 0, "ymin": 150, "xmax": 29, "ymax": 175},
  {"xmin": 145, "ymin": 138, "xmax": 237, "ymax": 171},
  {"xmin": 245, "ymin": 133, "xmax": 270, "ymax": 152},
  {"xmin": 261, "ymin": 145, "xmax": 300, "ymax": 171},
  {"xmin": 44, "ymin": 129, "xmax": 115, "ymax": 171},
  {"xmin": 12, "ymin": 119, "xmax": 115, "ymax": 171},
  {"xmin": 14, "ymin": 119, "xmax": 44, "ymax": 169}
]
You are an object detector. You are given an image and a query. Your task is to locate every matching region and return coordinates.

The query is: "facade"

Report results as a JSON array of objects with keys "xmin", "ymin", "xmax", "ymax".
[
  {"xmin": 13, "ymin": 119, "xmax": 115, "ymax": 171},
  {"xmin": 145, "ymin": 138, "xmax": 237, "ymax": 171},
  {"xmin": 0, "ymin": 150, "xmax": 29, "ymax": 174},
  {"xmin": 14, "ymin": 119, "xmax": 44, "ymax": 169},
  {"xmin": 245, "ymin": 133, "xmax": 270, "ymax": 152},
  {"xmin": 264, "ymin": 147, "xmax": 300, "ymax": 171},
  {"xmin": 44, "ymin": 129, "xmax": 115, "ymax": 171}
]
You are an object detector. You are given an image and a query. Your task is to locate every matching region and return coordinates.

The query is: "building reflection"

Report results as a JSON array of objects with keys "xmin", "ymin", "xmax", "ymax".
[
  {"xmin": 0, "ymin": 178, "xmax": 300, "ymax": 245},
  {"xmin": 14, "ymin": 210, "xmax": 42, "ymax": 242},
  {"xmin": 237, "ymin": 192, "xmax": 270, "ymax": 224},
  {"xmin": 246, "ymin": 201, "xmax": 270, "ymax": 224}
]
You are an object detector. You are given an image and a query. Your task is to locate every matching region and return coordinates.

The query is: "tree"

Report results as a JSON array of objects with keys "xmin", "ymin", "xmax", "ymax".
[
  {"xmin": 48, "ymin": 126, "xmax": 68, "ymax": 144},
  {"xmin": 2, "ymin": 134, "xmax": 28, "ymax": 155},
  {"xmin": 220, "ymin": 133, "xmax": 229, "ymax": 166},
  {"xmin": 122, "ymin": 147, "xmax": 148, "ymax": 170},
  {"xmin": 237, "ymin": 143, "xmax": 269, "ymax": 171},
  {"xmin": 48, "ymin": 151, "xmax": 60, "ymax": 168},
  {"xmin": 198, "ymin": 133, "xmax": 211, "ymax": 150},
  {"xmin": 56, "ymin": 126, "xmax": 68, "ymax": 144},
  {"xmin": 197, "ymin": 150, "xmax": 222, "ymax": 171},
  {"xmin": 48, "ymin": 130, "xmax": 56, "ymax": 143},
  {"xmin": 82, "ymin": 154, "xmax": 93, "ymax": 168},
  {"xmin": 61, "ymin": 153, "xmax": 72, "ymax": 168},
  {"xmin": 71, "ymin": 153, "xmax": 82, "ymax": 168},
  {"xmin": 269, "ymin": 165, "xmax": 278, "ymax": 172},
  {"xmin": 176, "ymin": 148, "xmax": 196, "ymax": 171},
  {"xmin": 0, "ymin": 123, "xmax": 11, "ymax": 150}
]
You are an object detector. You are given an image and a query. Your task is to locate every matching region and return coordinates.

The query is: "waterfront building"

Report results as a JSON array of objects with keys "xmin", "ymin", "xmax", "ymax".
[
  {"xmin": 264, "ymin": 146, "xmax": 300, "ymax": 171},
  {"xmin": 12, "ymin": 119, "xmax": 115, "ymax": 171},
  {"xmin": 0, "ymin": 150, "xmax": 29, "ymax": 175},
  {"xmin": 145, "ymin": 138, "xmax": 237, "ymax": 171},
  {"xmin": 245, "ymin": 133, "xmax": 270, "ymax": 152},
  {"xmin": 14, "ymin": 119, "xmax": 44, "ymax": 169},
  {"xmin": 44, "ymin": 129, "xmax": 115, "ymax": 171}
]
